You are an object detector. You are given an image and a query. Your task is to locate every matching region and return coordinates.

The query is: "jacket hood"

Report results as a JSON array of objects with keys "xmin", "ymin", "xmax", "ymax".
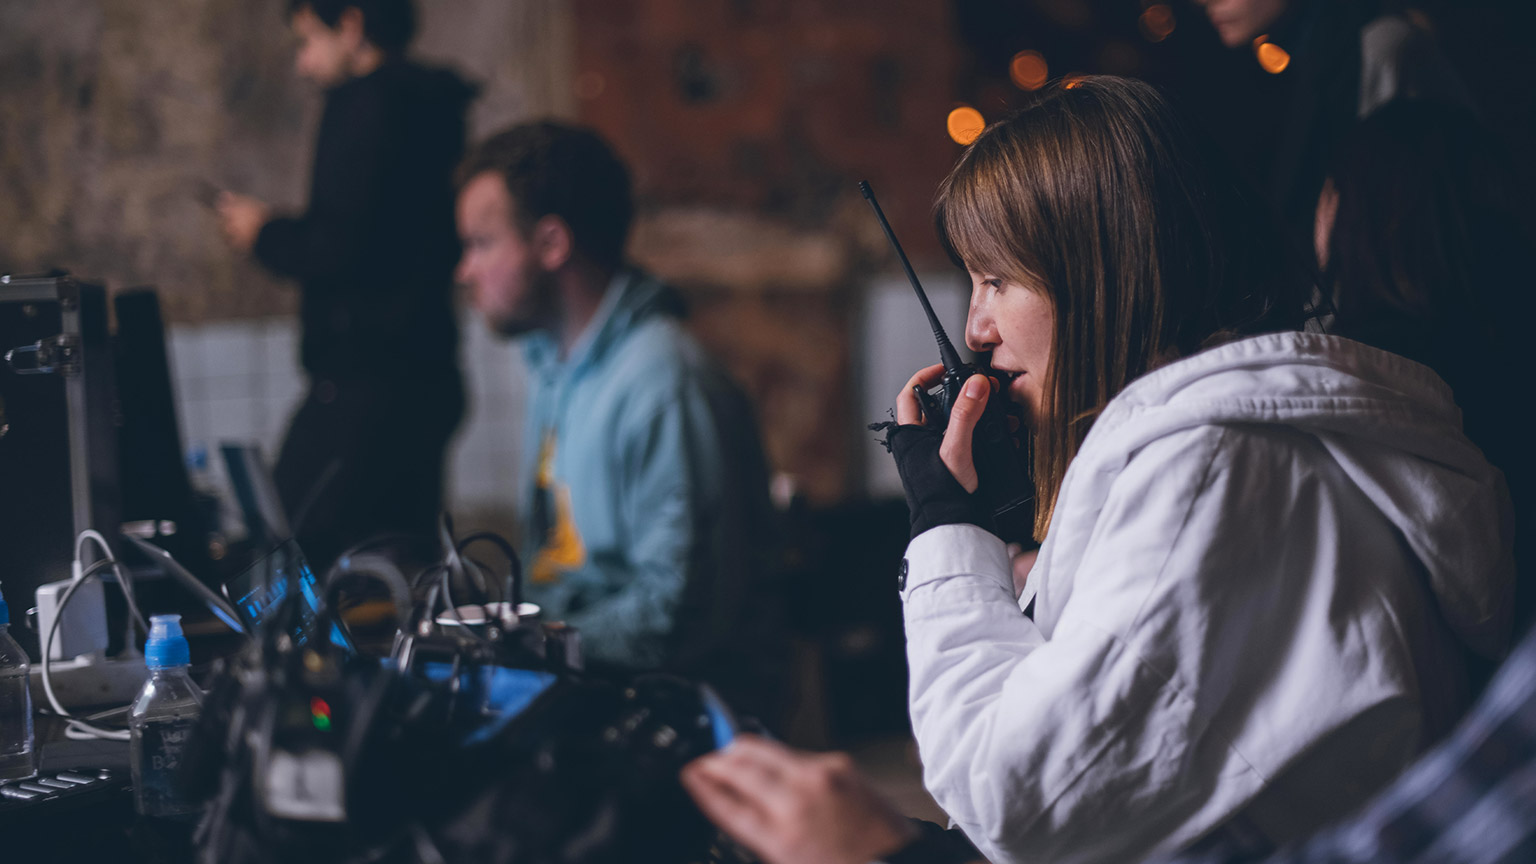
[
  {"xmin": 523, "ymin": 268, "xmax": 687, "ymax": 376},
  {"xmin": 1079, "ymin": 331, "xmax": 1514, "ymax": 658}
]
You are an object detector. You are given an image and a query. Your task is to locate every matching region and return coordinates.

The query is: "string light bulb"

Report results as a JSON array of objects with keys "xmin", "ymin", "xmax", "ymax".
[
  {"xmin": 1256, "ymin": 41, "xmax": 1290, "ymax": 73},
  {"xmin": 947, "ymin": 106, "xmax": 986, "ymax": 145},
  {"xmin": 1252, "ymin": 34, "xmax": 1291, "ymax": 74},
  {"xmin": 1009, "ymin": 51, "xmax": 1049, "ymax": 90},
  {"xmin": 1139, "ymin": 5, "xmax": 1175, "ymax": 42}
]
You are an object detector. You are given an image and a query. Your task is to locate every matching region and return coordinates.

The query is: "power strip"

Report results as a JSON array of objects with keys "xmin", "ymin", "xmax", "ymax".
[{"xmin": 28, "ymin": 654, "xmax": 147, "ymax": 709}]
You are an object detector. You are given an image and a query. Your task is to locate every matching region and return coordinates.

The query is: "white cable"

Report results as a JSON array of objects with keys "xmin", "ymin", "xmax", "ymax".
[
  {"xmin": 74, "ymin": 529, "xmax": 113, "ymax": 571},
  {"xmin": 74, "ymin": 526, "xmax": 150, "ymax": 649},
  {"xmin": 43, "ymin": 529, "xmax": 150, "ymax": 741},
  {"xmin": 41, "ymin": 558, "xmax": 130, "ymax": 740}
]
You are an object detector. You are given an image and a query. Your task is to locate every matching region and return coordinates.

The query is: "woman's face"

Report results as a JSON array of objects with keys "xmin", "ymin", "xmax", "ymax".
[{"xmin": 964, "ymin": 271, "xmax": 1055, "ymax": 426}]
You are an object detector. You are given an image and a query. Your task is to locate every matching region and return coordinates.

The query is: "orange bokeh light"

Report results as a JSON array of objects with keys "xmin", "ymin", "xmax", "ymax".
[
  {"xmin": 1139, "ymin": 5, "xmax": 1175, "ymax": 42},
  {"xmin": 1256, "ymin": 41, "xmax": 1291, "ymax": 74},
  {"xmin": 1009, "ymin": 50, "xmax": 1049, "ymax": 91},
  {"xmin": 1063, "ymin": 75, "xmax": 1087, "ymax": 90},
  {"xmin": 947, "ymin": 106, "xmax": 986, "ymax": 145}
]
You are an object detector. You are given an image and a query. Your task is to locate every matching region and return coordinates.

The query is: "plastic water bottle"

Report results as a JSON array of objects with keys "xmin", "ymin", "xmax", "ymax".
[
  {"xmin": 130, "ymin": 615, "xmax": 203, "ymax": 817},
  {"xmin": 0, "ymin": 582, "xmax": 38, "ymax": 781}
]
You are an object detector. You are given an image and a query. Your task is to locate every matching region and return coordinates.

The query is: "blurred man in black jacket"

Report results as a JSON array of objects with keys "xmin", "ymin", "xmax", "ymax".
[{"xmin": 219, "ymin": 0, "xmax": 473, "ymax": 568}]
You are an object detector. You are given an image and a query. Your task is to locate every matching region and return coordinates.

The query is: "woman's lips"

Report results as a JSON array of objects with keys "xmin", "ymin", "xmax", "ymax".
[{"xmin": 1006, "ymin": 372, "xmax": 1029, "ymax": 402}]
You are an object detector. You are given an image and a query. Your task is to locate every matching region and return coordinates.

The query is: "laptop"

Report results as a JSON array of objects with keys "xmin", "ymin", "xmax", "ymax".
[
  {"xmin": 128, "ymin": 444, "xmax": 354, "ymax": 654},
  {"xmin": 223, "ymin": 539, "xmax": 355, "ymax": 655}
]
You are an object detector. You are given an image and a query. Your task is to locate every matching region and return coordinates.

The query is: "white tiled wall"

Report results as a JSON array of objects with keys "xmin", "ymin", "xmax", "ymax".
[
  {"xmin": 165, "ymin": 314, "xmax": 528, "ymax": 518},
  {"xmin": 859, "ymin": 273, "xmax": 972, "ymax": 498},
  {"xmin": 168, "ymin": 282, "xmax": 957, "ymax": 518}
]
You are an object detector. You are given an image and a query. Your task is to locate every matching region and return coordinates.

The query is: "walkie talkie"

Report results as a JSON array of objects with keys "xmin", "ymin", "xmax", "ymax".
[{"xmin": 860, "ymin": 180, "xmax": 1034, "ymax": 543}]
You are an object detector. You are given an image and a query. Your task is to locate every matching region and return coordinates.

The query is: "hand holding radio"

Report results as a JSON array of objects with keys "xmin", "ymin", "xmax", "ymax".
[
  {"xmin": 896, "ymin": 363, "xmax": 992, "ymax": 492},
  {"xmin": 861, "ymin": 181, "xmax": 1034, "ymax": 544},
  {"xmin": 887, "ymin": 368, "xmax": 998, "ymax": 539}
]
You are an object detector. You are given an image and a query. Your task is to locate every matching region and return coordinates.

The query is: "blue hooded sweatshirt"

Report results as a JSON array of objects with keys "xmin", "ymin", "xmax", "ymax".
[{"xmin": 518, "ymin": 268, "xmax": 780, "ymax": 697}]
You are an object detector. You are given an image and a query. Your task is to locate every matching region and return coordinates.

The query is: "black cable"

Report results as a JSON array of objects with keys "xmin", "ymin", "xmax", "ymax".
[
  {"xmin": 436, "ymin": 512, "xmax": 488, "ymax": 597},
  {"xmin": 454, "ymin": 531, "xmax": 524, "ymax": 609},
  {"xmin": 318, "ymin": 560, "xmax": 413, "ymax": 643},
  {"xmin": 109, "ymin": 557, "xmax": 150, "ymax": 642},
  {"xmin": 435, "ymin": 568, "xmax": 492, "ymax": 648}
]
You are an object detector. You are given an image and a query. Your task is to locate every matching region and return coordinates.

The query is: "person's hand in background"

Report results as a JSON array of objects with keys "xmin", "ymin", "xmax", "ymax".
[
  {"xmin": 217, "ymin": 191, "xmax": 271, "ymax": 253},
  {"xmin": 682, "ymin": 735, "xmax": 918, "ymax": 864}
]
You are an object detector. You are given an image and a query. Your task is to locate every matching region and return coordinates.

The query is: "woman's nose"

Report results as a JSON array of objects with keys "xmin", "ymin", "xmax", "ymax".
[{"xmin": 965, "ymin": 302, "xmax": 997, "ymax": 354}]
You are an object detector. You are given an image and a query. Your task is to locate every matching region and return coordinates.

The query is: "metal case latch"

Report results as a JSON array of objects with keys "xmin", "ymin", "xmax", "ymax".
[{"xmin": 5, "ymin": 333, "xmax": 81, "ymax": 376}]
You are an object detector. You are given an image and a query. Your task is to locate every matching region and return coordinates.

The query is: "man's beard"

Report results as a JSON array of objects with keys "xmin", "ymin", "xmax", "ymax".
[{"xmin": 488, "ymin": 273, "xmax": 558, "ymax": 339}]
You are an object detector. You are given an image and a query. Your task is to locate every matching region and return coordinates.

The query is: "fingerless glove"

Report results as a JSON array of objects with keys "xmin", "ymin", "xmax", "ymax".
[{"xmin": 887, "ymin": 424, "xmax": 997, "ymax": 540}]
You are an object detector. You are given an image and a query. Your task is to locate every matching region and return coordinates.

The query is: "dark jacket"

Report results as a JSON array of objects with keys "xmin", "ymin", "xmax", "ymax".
[{"xmin": 255, "ymin": 60, "xmax": 474, "ymax": 381}]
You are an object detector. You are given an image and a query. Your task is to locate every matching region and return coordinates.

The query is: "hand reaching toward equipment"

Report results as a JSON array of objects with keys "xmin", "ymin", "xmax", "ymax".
[{"xmin": 681, "ymin": 735, "xmax": 919, "ymax": 864}]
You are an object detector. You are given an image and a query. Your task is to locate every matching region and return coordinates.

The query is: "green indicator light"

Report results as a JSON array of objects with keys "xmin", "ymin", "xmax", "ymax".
[{"xmin": 314, "ymin": 713, "xmax": 331, "ymax": 731}]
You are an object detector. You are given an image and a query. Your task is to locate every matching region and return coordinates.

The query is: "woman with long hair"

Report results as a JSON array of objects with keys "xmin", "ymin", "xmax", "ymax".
[
  {"xmin": 686, "ymin": 76, "xmax": 1516, "ymax": 864},
  {"xmin": 889, "ymin": 74, "xmax": 1512, "ymax": 863}
]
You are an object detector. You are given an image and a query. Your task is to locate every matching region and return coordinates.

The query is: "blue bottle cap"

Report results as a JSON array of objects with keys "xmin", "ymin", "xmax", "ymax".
[{"xmin": 145, "ymin": 614, "xmax": 190, "ymax": 669}]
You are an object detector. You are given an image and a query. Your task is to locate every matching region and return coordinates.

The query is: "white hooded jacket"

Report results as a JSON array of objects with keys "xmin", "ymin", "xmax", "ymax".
[{"xmin": 901, "ymin": 332, "xmax": 1514, "ymax": 864}]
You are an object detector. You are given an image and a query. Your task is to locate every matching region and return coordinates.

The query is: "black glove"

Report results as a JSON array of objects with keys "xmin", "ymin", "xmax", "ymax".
[{"xmin": 887, "ymin": 423, "xmax": 997, "ymax": 540}]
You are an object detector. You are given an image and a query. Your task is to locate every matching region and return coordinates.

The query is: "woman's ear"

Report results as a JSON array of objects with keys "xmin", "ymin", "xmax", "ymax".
[{"xmin": 533, "ymin": 215, "xmax": 575, "ymax": 271}]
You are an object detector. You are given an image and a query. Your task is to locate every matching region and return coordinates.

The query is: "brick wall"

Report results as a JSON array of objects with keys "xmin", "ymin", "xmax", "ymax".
[{"xmin": 574, "ymin": 0, "xmax": 970, "ymax": 501}]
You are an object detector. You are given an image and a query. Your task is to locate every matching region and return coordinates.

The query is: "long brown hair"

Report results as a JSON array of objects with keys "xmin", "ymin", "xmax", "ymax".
[{"xmin": 935, "ymin": 76, "xmax": 1308, "ymax": 540}]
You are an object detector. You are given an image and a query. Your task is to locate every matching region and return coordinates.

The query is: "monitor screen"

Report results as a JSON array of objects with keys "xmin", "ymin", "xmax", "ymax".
[{"xmin": 226, "ymin": 540, "xmax": 354, "ymax": 655}]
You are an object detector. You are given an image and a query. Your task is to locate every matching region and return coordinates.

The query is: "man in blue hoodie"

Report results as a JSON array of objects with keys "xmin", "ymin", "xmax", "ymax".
[{"xmin": 454, "ymin": 122, "xmax": 782, "ymax": 719}]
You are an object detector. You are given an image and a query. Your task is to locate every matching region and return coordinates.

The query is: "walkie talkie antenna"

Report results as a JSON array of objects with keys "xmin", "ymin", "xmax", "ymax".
[{"xmin": 859, "ymin": 180, "xmax": 965, "ymax": 373}]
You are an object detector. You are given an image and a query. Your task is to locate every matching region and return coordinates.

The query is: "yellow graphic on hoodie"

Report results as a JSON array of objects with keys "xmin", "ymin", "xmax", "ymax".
[{"xmin": 531, "ymin": 432, "xmax": 586, "ymax": 584}]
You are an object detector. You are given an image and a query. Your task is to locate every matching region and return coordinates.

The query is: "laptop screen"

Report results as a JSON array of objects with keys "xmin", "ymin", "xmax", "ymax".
[{"xmin": 226, "ymin": 540, "xmax": 355, "ymax": 655}]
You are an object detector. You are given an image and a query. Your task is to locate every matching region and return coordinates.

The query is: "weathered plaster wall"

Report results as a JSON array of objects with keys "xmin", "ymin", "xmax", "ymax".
[{"xmin": 0, "ymin": 0, "xmax": 573, "ymax": 322}]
